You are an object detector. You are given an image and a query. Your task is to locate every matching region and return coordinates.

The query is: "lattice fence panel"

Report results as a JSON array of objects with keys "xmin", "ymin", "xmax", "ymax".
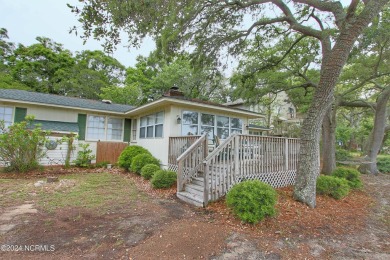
[{"xmin": 236, "ymin": 170, "xmax": 296, "ymax": 188}]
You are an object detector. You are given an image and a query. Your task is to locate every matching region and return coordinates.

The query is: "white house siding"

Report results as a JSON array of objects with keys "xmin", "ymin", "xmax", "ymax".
[
  {"xmin": 27, "ymin": 106, "xmax": 77, "ymax": 122},
  {"xmin": 132, "ymin": 104, "xmax": 252, "ymax": 168},
  {"xmin": 40, "ymin": 136, "xmax": 79, "ymax": 166},
  {"xmin": 134, "ymin": 106, "xmax": 172, "ymax": 168}
]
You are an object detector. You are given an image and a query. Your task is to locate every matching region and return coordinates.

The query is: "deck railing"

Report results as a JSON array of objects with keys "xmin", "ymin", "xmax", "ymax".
[
  {"xmin": 168, "ymin": 135, "xmax": 201, "ymax": 172},
  {"xmin": 202, "ymin": 134, "xmax": 300, "ymax": 206},
  {"xmin": 176, "ymin": 133, "xmax": 208, "ymax": 192}
]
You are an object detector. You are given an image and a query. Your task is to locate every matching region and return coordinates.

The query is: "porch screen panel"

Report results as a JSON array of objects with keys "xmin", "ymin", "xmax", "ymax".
[
  {"xmin": 231, "ymin": 118, "xmax": 243, "ymax": 134},
  {"xmin": 201, "ymin": 113, "xmax": 215, "ymax": 140},
  {"xmin": 217, "ymin": 116, "xmax": 229, "ymax": 139},
  {"xmin": 182, "ymin": 111, "xmax": 198, "ymax": 135}
]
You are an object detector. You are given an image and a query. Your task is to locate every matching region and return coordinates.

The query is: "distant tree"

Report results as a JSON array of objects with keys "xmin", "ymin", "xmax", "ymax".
[
  {"xmin": 99, "ymin": 83, "xmax": 142, "ymax": 105},
  {"xmin": 9, "ymin": 37, "xmax": 75, "ymax": 94},
  {"xmin": 53, "ymin": 50, "xmax": 126, "ymax": 99}
]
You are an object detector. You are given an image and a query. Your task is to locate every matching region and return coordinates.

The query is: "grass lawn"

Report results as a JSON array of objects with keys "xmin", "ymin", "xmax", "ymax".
[{"xmin": 0, "ymin": 172, "xmax": 145, "ymax": 213}]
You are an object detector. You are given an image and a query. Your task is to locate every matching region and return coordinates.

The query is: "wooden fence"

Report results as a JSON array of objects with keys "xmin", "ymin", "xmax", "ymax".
[{"xmin": 96, "ymin": 142, "xmax": 128, "ymax": 164}]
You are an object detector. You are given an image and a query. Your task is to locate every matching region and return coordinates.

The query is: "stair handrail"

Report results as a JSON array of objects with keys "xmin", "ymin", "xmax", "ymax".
[
  {"xmin": 202, "ymin": 133, "xmax": 239, "ymax": 206},
  {"xmin": 203, "ymin": 133, "xmax": 238, "ymax": 163},
  {"xmin": 177, "ymin": 133, "xmax": 208, "ymax": 192}
]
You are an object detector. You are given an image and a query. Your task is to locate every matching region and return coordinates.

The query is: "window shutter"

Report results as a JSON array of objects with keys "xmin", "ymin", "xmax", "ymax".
[
  {"xmin": 14, "ymin": 107, "xmax": 27, "ymax": 122},
  {"xmin": 123, "ymin": 119, "xmax": 131, "ymax": 142},
  {"xmin": 78, "ymin": 114, "xmax": 87, "ymax": 140}
]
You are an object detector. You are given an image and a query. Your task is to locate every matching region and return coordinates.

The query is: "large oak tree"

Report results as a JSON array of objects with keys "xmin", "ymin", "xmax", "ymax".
[{"xmin": 70, "ymin": 0, "xmax": 389, "ymax": 207}]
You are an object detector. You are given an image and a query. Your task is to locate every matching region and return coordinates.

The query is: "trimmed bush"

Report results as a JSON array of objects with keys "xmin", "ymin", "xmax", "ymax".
[
  {"xmin": 141, "ymin": 164, "xmax": 161, "ymax": 180},
  {"xmin": 118, "ymin": 146, "xmax": 151, "ymax": 170},
  {"xmin": 336, "ymin": 148, "xmax": 352, "ymax": 162},
  {"xmin": 226, "ymin": 180, "xmax": 277, "ymax": 224},
  {"xmin": 130, "ymin": 154, "xmax": 160, "ymax": 174},
  {"xmin": 151, "ymin": 170, "xmax": 177, "ymax": 188},
  {"xmin": 377, "ymin": 156, "xmax": 390, "ymax": 173},
  {"xmin": 316, "ymin": 175, "xmax": 350, "ymax": 199},
  {"xmin": 332, "ymin": 167, "xmax": 363, "ymax": 189}
]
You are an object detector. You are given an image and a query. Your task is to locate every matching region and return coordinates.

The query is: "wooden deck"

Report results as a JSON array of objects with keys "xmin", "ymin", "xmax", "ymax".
[{"xmin": 169, "ymin": 134, "xmax": 300, "ymax": 207}]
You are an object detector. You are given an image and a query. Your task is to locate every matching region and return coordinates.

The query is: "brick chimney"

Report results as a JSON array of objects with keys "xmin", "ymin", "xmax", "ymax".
[{"xmin": 164, "ymin": 86, "xmax": 184, "ymax": 97}]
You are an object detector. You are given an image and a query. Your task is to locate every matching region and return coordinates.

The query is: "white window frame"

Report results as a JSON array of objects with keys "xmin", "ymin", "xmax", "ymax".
[
  {"xmin": 0, "ymin": 105, "xmax": 14, "ymax": 130},
  {"xmin": 86, "ymin": 115, "xmax": 124, "ymax": 141},
  {"xmin": 139, "ymin": 111, "xmax": 164, "ymax": 139}
]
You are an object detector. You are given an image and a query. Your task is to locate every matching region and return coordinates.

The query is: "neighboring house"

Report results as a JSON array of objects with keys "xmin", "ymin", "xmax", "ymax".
[
  {"xmin": 225, "ymin": 91, "xmax": 303, "ymax": 136},
  {"xmin": 0, "ymin": 88, "xmax": 263, "ymax": 168},
  {"xmin": 0, "ymin": 89, "xmax": 134, "ymax": 166}
]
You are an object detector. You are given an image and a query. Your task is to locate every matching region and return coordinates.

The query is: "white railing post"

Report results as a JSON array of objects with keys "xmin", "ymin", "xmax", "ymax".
[
  {"xmin": 285, "ymin": 138, "xmax": 289, "ymax": 171},
  {"xmin": 203, "ymin": 161, "xmax": 209, "ymax": 207},
  {"xmin": 234, "ymin": 135, "xmax": 240, "ymax": 179},
  {"xmin": 177, "ymin": 160, "xmax": 183, "ymax": 191}
]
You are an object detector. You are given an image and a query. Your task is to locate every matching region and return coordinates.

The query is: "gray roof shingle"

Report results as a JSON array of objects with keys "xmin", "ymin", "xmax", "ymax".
[{"xmin": 0, "ymin": 89, "xmax": 134, "ymax": 113}]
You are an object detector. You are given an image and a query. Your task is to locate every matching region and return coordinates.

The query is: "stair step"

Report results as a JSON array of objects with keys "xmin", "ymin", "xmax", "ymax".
[
  {"xmin": 177, "ymin": 191, "xmax": 204, "ymax": 207},
  {"xmin": 192, "ymin": 177, "xmax": 204, "ymax": 186},
  {"xmin": 185, "ymin": 183, "xmax": 204, "ymax": 197}
]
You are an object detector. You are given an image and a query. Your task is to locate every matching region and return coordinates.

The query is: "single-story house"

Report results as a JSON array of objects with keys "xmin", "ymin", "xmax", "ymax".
[{"xmin": 0, "ymin": 88, "xmax": 264, "ymax": 168}]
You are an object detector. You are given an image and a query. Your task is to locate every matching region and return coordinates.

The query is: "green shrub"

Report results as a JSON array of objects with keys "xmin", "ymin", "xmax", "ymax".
[
  {"xmin": 118, "ymin": 145, "xmax": 151, "ymax": 170},
  {"xmin": 74, "ymin": 143, "xmax": 96, "ymax": 167},
  {"xmin": 130, "ymin": 154, "xmax": 160, "ymax": 174},
  {"xmin": 332, "ymin": 167, "xmax": 363, "ymax": 189},
  {"xmin": 0, "ymin": 116, "xmax": 48, "ymax": 172},
  {"xmin": 336, "ymin": 148, "xmax": 352, "ymax": 162},
  {"xmin": 141, "ymin": 164, "xmax": 161, "ymax": 180},
  {"xmin": 151, "ymin": 170, "xmax": 177, "ymax": 188},
  {"xmin": 377, "ymin": 156, "xmax": 390, "ymax": 173},
  {"xmin": 316, "ymin": 175, "xmax": 350, "ymax": 199},
  {"xmin": 226, "ymin": 180, "xmax": 277, "ymax": 224}
]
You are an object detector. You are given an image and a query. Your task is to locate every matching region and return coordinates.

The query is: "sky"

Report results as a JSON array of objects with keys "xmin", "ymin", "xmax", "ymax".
[{"xmin": 0, "ymin": 0, "xmax": 155, "ymax": 68}]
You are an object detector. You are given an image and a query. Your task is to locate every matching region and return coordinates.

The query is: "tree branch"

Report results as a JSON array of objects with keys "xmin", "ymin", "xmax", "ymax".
[
  {"xmin": 339, "ymin": 100, "xmax": 376, "ymax": 109},
  {"xmin": 293, "ymin": 0, "xmax": 346, "ymax": 28}
]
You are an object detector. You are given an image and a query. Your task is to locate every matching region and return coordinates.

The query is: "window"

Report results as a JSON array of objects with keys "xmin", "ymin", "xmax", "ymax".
[
  {"xmin": 86, "ymin": 115, "xmax": 123, "ymax": 141},
  {"xmin": 107, "ymin": 118, "xmax": 123, "ymax": 140},
  {"xmin": 132, "ymin": 119, "xmax": 137, "ymax": 141},
  {"xmin": 139, "ymin": 112, "xmax": 164, "ymax": 138},
  {"xmin": 200, "ymin": 113, "xmax": 215, "ymax": 140},
  {"xmin": 181, "ymin": 111, "xmax": 243, "ymax": 139},
  {"xmin": 0, "ymin": 106, "xmax": 13, "ymax": 130},
  {"xmin": 231, "ymin": 118, "xmax": 243, "ymax": 134},
  {"xmin": 217, "ymin": 116, "xmax": 229, "ymax": 139},
  {"xmin": 182, "ymin": 111, "xmax": 198, "ymax": 135}
]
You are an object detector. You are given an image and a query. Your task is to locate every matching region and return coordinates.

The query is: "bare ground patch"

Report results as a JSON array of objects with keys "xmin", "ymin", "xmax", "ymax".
[{"xmin": 0, "ymin": 168, "xmax": 389, "ymax": 259}]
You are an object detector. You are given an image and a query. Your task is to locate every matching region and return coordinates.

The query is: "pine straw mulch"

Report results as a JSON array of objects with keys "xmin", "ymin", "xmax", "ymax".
[
  {"xmin": 207, "ymin": 187, "xmax": 372, "ymax": 239},
  {"xmin": 0, "ymin": 166, "xmax": 373, "ymax": 244}
]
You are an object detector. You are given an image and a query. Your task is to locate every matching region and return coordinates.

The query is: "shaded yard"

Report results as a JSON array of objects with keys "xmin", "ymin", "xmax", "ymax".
[{"xmin": 0, "ymin": 168, "xmax": 389, "ymax": 259}]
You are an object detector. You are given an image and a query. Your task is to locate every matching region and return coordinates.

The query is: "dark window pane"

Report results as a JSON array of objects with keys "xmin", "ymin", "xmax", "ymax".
[{"xmin": 155, "ymin": 124, "xmax": 163, "ymax": 137}]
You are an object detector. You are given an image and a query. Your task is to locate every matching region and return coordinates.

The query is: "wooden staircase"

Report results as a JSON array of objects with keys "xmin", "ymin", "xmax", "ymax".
[
  {"xmin": 175, "ymin": 133, "xmax": 300, "ymax": 207},
  {"xmin": 177, "ymin": 174, "xmax": 206, "ymax": 207}
]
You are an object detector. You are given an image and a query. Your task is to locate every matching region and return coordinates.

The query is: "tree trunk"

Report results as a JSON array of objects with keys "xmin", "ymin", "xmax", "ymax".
[
  {"xmin": 321, "ymin": 103, "xmax": 337, "ymax": 175},
  {"xmin": 293, "ymin": 1, "xmax": 387, "ymax": 207},
  {"xmin": 359, "ymin": 87, "xmax": 390, "ymax": 174}
]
